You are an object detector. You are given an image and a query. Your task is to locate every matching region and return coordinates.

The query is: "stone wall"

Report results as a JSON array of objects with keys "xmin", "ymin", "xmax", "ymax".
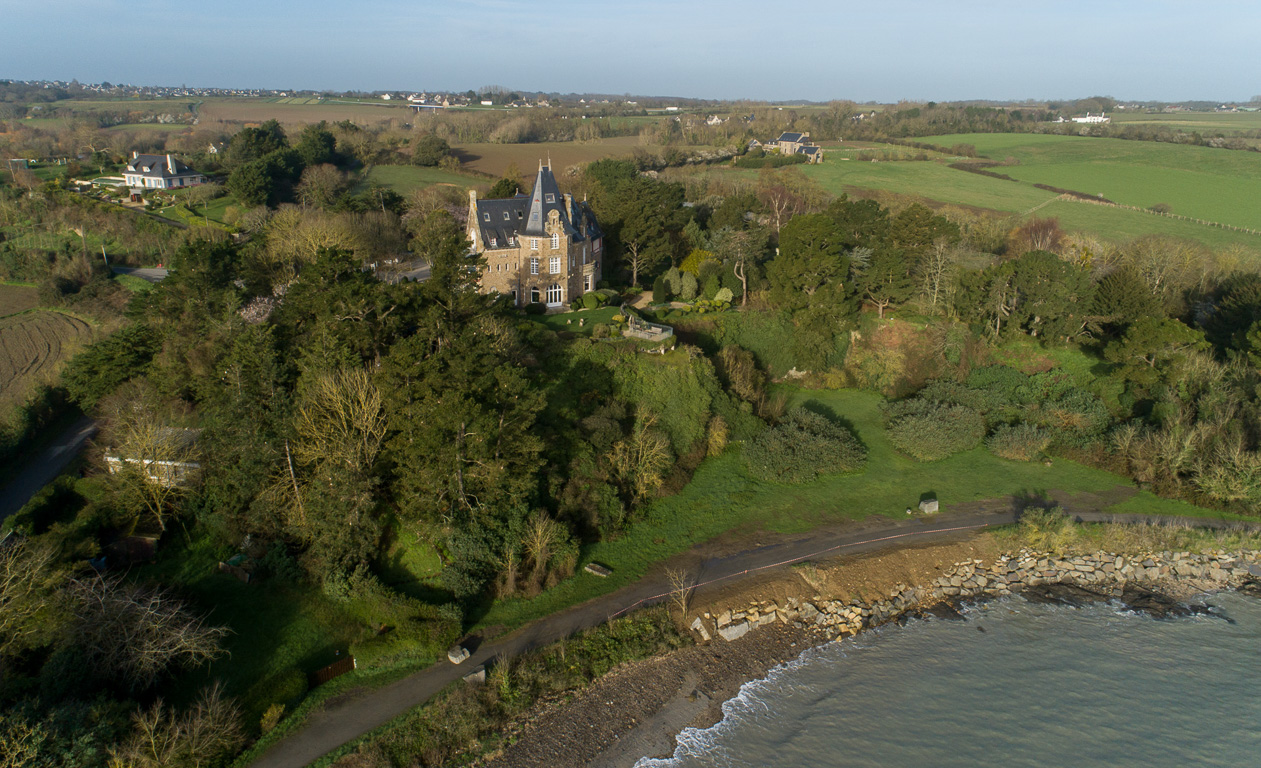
[{"xmin": 693, "ymin": 548, "xmax": 1261, "ymax": 644}]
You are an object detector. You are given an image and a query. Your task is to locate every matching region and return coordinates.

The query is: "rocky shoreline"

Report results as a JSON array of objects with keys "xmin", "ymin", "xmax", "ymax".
[
  {"xmin": 479, "ymin": 538, "xmax": 1261, "ymax": 768},
  {"xmin": 701, "ymin": 547, "xmax": 1261, "ymax": 646}
]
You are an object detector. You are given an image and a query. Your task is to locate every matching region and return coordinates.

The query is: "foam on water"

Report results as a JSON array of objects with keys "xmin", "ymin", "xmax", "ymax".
[{"xmin": 636, "ymin": 593, "xmax": 1261, "ymax": 768}]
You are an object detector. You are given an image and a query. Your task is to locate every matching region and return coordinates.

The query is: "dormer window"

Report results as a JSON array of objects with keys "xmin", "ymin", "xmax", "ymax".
[
  {"xmin": 503, "ymin": 211, "xmax": 510, "ymax": 220},
  {"xmin": 545, "ymin": 193, "xmax": 555, "ymax": 203},
  {"xmin": 483, "ymin": 213, "xmax": 490, "ymax": 221},
  {"xmin": 517, "ymin": 211, "xmax": 523, "ymax": 220},
  {"xmin": 490, "ymin": 237, "xmax": 497, "ymax": 247}
]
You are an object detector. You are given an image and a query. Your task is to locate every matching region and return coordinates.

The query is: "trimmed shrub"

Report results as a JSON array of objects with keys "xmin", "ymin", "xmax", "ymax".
[
  {"xmin": 714, "ymin": 287, "xmax": 734, "ymax": 304},
  {"xmin": 987, "ymin": 422, "xmax": 1052, "ymax": 461},
  {"xmin": 524, "ymin": 302, "xmax": 547, "ymax": 315},
  {"xmin": 885, "ymin": 402, "xmax": 985, "ymax": 461},
  {"xmin": 582, "ymin": 292, "xmax": 600, "ymax": 309},
  {"xmin": 680, "ymin": 272, "xmax": 698, "ymax": 301},
  {"xmin": 653, "ymin": 275, "xmax": 670, "ymax": 304},
  {"xmin": 744, "ymin": 407, "xmax": 866, "ymax": 483}
]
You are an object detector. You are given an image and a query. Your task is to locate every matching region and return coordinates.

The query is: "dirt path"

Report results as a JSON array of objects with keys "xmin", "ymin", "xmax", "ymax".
[{"xmin": 247, "ymin": 483, "xmax": 1256, "ymax": 768}]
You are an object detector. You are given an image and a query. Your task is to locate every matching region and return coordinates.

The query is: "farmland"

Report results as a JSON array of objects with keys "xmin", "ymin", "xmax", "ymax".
[
  {"xmin": 0, "ymin": 284, "xmax": 39, "ymax": 317},
  {"xmin": 918, "ymin": 133, "xmax": 1261, "ymax": 230},
  {"xmin": 195, "ymin": 98, "xmax": 413, "ymax": 128},
  {"xmin": 0, "ymin": 307, "xmax": 93, "ymax": 409},
  {"xmin": 1111, "ymin": 110, "xmax": 1261, "ymax": 135},
  {"xmin": 356, "ymin": 164, "xmax": 476, "ymax": 194},
  {"xmin": 453, "ymin": 136, "xmax": 692, "ymax": 177}
]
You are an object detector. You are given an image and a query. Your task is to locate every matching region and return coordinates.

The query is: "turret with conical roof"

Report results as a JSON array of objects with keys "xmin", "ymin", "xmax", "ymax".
[{"xmin": 523, "ymin": 161, "xmax": 571, "ymax": 236}]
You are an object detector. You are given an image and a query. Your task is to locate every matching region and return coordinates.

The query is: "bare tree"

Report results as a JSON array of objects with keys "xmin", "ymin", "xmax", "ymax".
[
  {"xmin": 919, "ymin": 238, "xmax": 959, "ymax": 315},
  {"xmin": 110, "ymin": 682, "xmax": 244, "ymax": 768},
  {"xmin": 68, "ymin": 576, "xmax": 229, "ymax": 690},
  {"xmin": 100, "ymin": 385, "xmax": 200, "ymax": 532},
  {"xmin": 607, "ymin": 412, "xmax": 672, "ymax": 504},
  {"xmin": 665, "ymin": 565, "xmax": 696, "ymax": 621},
  {"xmin": 0, "ymin": 540, "xmax": 64, "ymax": 657},
  {"xmin": 293, "ymin": 368, "xmax": 387, "ymax": 475}
]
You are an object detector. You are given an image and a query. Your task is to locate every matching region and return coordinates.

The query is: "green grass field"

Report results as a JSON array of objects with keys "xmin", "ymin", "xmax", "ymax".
[
  {"xmin": 472, "ymin": 384, "xmax": 1243, "ymax": 631},
  {"xmin": 355, "ymin": 164, "xmax": 475, "ymax": 194},
  {"xmin": 1111, "ymin": 111, "xmax": 1261, "ymax": 135},
  {"xmin": 918, "ymin": 133, "xmax": 1261, "ymax": 231}
]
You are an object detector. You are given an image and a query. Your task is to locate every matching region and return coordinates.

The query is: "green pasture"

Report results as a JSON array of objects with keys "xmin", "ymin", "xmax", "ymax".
[
  {"xmin": 917, "ymin": 133, "xmax": 1261, "ymax": 230},
  {"xmin": 472, "ymin": 384, "xmax": 1240, "ymax": 632},
  {"xmin": 1111, "ymin": 111, "xmax": 1261, "ymax": 134},
  {"xmin": 355, "ymin": 164, "xmax": 475, "ymax": 194},
  {"xmin": 803, "ymin": 159, "xmax": 1054, "ymax": 212}
]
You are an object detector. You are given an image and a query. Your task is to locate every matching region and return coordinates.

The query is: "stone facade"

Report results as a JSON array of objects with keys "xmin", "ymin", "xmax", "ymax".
[{"xmin": 467, "ymin": 162, "xmax": 603, "ymax": 308}]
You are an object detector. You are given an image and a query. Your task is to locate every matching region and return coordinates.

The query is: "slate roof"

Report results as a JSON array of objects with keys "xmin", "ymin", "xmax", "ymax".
[
  {"xmin": 125, "ymin": 154, "xmax": 200, "ymax": 179},
  {"xmin": 776, "ymin": 132, "xmax": 806, "ymax": 144},
  {"xmin": 799, "ymin": 145, "xmax": 821, "ymax": 155},
  {"xmin": 472, "ymin": 163, "xmax": 602, "ymax": 249}
]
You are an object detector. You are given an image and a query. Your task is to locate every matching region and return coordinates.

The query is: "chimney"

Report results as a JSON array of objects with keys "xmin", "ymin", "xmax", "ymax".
[
  {"xmin": 166, "ymin": 155, "xmax": 175, "ymax": 174},
  {"xmin": 132, "ymin": 150, "xmax": 138, "ymax": 159},
  {"xmin": 468, "ymin": 189, "xmax": 477, "ymax": 207}
]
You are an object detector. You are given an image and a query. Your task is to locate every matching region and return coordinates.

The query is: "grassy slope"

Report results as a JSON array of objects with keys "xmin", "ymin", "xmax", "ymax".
[
  {"xmin": 474, "ymin": 385, "xmax": 1234, "ymax": 631},
  {"xmin": 920, "ymin": 132, "xmax": 1261, "ymax": 230}
]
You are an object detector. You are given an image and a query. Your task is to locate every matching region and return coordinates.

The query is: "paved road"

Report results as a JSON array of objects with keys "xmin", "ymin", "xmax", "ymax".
[
  {"xmin": 248, "ymin": 490, "xmax": 1258, "ymax": 768},
  {"xmin": 0, "ymin": 415, "xmax": 97, "ymax": 522},
  {"xmin": 111, "ymin": 266, "xmax": 169, "ymax": 282}
]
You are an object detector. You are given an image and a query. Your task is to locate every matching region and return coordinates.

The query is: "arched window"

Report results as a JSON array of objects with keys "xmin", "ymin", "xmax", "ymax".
[
  {"xmin": 546, "ymin": 283, "xmax": 564, "ymax": 305},
  {"xmin": 530, "ymin": 287, "xmax": 541, "ymax": 304}
]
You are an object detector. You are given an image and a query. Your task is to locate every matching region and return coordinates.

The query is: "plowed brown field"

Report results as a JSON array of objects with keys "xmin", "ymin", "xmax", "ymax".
[{"xmin": 0, "ymin": 311, "xmax": 93, "ymax": 408}]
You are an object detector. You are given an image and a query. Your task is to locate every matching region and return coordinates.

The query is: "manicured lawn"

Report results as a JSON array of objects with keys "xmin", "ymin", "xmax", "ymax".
[
  {"xmin": 473, "ymin": 386, "xmax": 1207, "ymax": 631},
  {"xmin": 525, "ymin": 306, "xmax": 622, "ymax": 335}
]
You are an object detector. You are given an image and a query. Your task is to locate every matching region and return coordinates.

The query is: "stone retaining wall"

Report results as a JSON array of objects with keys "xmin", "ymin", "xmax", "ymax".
[{"xmin": 692, "ymin": 548, "xmax": 1261, "ymax": 644}]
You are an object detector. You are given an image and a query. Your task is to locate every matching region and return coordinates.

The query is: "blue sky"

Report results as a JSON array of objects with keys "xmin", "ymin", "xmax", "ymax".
[{"xmin": 3, "ymin": 0, "xmax": 1258, "ymax": 101}]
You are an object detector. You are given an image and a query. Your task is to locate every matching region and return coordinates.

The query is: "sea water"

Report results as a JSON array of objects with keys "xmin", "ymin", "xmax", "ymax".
[{"xmin": 636, "ymin": 593, "xmax": 1261, "ymax": 768}]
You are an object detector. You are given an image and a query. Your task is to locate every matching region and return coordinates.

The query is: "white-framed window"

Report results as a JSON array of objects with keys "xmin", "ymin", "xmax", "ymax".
[
  {"xmin": 530, "ymin": 238, "xmax": 539, "ymax": 250},
  {"xmin": 550, "ymin": 256, "xmax": 560, "ymax": 274},
  {"xmin": 530, "ymin": 287, "xmax": 540, "ymax": 303},
  {"xmin": 551, "ymin": 233, "xmax": 560, "ymax": 250},
  {"xmin": 546, "ymin": 283, "xmax": 563, "ymax": 304},
  {"xmin": 584, "ymin": 275, "xmax": 592, "ymax": 291},
  {"xmin": 490, "ymin": 237, "xmax": 497, "ymax": 247},
  {"xmin": 503, "ymin": 211, "xmax": 510, "ymax": 220},
  {"xmin": 530, "ymin": 258, "xmax": 539, "ymax": 275},
  {"xmin": 483, "ymin": 212, "xmax": 490, "ymax": 221}
]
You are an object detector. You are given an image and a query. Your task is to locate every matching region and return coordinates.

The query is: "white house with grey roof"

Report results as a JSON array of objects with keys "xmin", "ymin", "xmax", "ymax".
[
  {"xmin": 123, "ymin": 152, "xmax": 206, "ymax": 190},
  {"xmin": 467, "ymin": 161, "xmax": 603, "ymax": 308}
]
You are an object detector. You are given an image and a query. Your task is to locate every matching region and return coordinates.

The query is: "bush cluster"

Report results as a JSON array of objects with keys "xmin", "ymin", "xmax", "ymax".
[
  {"xmin": 987, "ymin": 422, "xmax": 1052, "ymax": 462},
  {"xmin": 884, "ymin": 401, "xmax": 986, "ymax": 461},
  {"xmin": 744, "ymin": 407, "xmax": 866, "ymax": 483}
]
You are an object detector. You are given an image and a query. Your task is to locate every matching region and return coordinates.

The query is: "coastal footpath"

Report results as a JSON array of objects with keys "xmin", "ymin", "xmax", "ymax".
[{"xmin": 484, "ymin": 531, "xmax": 1261, "ymax": 768}]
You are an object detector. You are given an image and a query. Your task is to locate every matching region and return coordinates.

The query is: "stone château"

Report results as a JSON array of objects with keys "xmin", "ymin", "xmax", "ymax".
[{"xmin": 467, "ymin": 161, "xmax": 603, "ymax": 307}]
